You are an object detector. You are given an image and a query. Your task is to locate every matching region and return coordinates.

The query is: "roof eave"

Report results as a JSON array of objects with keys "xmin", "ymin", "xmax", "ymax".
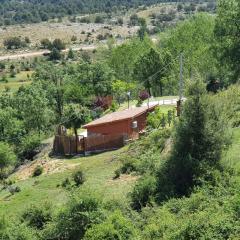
[{"xmin": 83, "ymin": 104, "xmax": 158, "ymax": 129}]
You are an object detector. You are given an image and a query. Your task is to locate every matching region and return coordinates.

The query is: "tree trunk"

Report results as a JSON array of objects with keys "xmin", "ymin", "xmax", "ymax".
[{"xmin": 160, "ymin": 82, "xmax": 163, "ymax": 96}]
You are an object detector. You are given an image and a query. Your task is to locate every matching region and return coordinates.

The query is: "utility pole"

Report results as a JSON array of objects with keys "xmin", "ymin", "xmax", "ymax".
[
  {"xmin": 179, "ymin": 53, "xmax": 183, "ymax": 101},
  {"xmin": 177, "ymin": 53, "xmax": 183, "ymax": 117}
]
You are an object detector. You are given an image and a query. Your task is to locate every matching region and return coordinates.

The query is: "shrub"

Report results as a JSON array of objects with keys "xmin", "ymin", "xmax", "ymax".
[
  {"xmin": 130, "ymin": 175, "xmax": 156, "ymax": 210},
  {"xmin": 84, "ymin": 210, "xmax": 138, "ymax": 240},
  {"xmin": 10, "ymin": 69, "xmax": 16, "ymax": 78},
  {"xmin": 147, "ymin": 106, "xmax": 166, "ymax": 129},
  {"xmin": 42, "ymin": 193, "xmax": 103, "ymax": 240},
  {"xmin": 49, "ymin": 48, "xmax": 62, "ymax": 61},
  {"xmin": 120, "ymin": 157, "xmax": 137, "ymax": 174},
  {"xmin": 73, "ymin": 170, "xmax": 85, "ymax": 186},
  {"xmin": 117, "ymin": 17, "xmax": 123, "ymax": 25},
  {"xmin": 0, "ymin": 62, "xmax": 5, "ymax": 70},
  {"xmin": 113, "ymin": 169, "xmax": 121, "ymax": 179},
  {"xmin": 1, "ymin": 221, "xmax": 37, "ymax": 240},
  {"xmin": 40, "ymin": 38, "xmax": 51, "ymax": 49},
  {"xmin": 136, "ymin": 99, "xmax": 143, "ymax": 107},
  {"xmin": 95, "ymin": 15, "xmax": 104, "ymax": 24},
  {"xmin": 18, "ymin": 133, "xmax": 41, "ymax": 160},
  {"xmin": 79, "ymin": 17, "xmax": 90, "ymax": 23},
  {"xmin": 32, "ymin": 165, "xmax": 43, "ymax": 177},
  {"xmin": 52, "ymin": 39, "xmax": 66, "ymax": 50},
  {"xmin": 8, "ymin": 185, "xmax": 21, "ymax": 195},
  {"xmin": 139, "ymin": 90, "xmax": 150, "ymax": 101},
  {"xmin": 110, "ymin": 101, "xmax": 118, "ymax": 112},
  {"xmin": 21, "ymin": 204, "xmax": 52, "ymax": 229},
  {"xmin": 4, "ymin": 37, "xmax": 25, "ymax": 49},
  {"xmin": 0, "ymin": 142, "xmax": 17, "ymax": 179},
  {"xmin": 62, "ymin": 177, "xmax": 71, "ymax": 188}
]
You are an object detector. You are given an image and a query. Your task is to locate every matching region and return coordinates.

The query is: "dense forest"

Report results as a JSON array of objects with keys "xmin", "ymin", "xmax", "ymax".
[
  {"xmin": 0, "ymin": 0, "xmax": 240, "ymax": 239},
  {"xmin": 0, "ymin": 0, "xmax": 214, "ymax": 25}
]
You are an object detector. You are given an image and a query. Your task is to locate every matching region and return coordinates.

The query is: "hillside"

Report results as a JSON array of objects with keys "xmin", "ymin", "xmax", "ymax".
[
  {"xmin": 0, "ymin": 0, "xmax": 240, "ymax": 239},
  {"xmin": 0, "ymin": 0, "xmax": 185, "ymax": 25},
  {"xmin": 0, "ymin": 146, "xmax": 136, "ymax": 216}
]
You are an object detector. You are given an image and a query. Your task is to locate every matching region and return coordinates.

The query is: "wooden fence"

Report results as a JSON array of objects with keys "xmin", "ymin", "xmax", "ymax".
[
  {"xmin": 53, "ymin": 135, "xmax": 84, "ymax": 155},
  {"xmin": 53, "ymin": 134, "xmax": 125, "ymax": 156},
  {"xmin": 84, "ymin": 134, "xmax": 125, "ymax": 153}
]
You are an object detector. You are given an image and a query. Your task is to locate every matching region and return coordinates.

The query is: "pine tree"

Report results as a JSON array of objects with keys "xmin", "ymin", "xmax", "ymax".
[{"xmin": 156, "ymin": 79, "xmax": 229, "ymax": 200}]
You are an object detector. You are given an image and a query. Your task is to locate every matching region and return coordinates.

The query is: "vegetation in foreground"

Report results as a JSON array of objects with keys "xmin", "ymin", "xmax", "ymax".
[
  {"xmin": 0, "ymin": 0, "xmax": 240, "ymax": 239},
  {"xmin": 1, "ymin": 81, "xmax": 240, "ymax": 240}
]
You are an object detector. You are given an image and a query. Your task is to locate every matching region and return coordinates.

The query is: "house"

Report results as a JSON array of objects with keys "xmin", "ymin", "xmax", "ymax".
[
  {"xmin": 53, "ymin": 105, "xmax": 157, "ymax": 156},
  {"xmin": 83, "ymin": 105, "xmax": 157, "ymax": 140}
]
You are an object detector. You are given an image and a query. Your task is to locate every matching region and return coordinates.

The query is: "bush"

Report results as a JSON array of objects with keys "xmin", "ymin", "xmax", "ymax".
[
  {"xmin": 1, "ymin": 221, "xmax": 37, "ymax": 240},
  {"xmin": 32, "ymin": 165, "xmax": 43, "ymax": 177},
  {"xmin": 71, "ymin": 35, "xmax": 77, "ymax": 42},
  {"xmin": 120, "ymin": 157, "xmax": 137, "ymax": 174},
  {"xmin": 8, "ymin": 185, "xmax": 21, "ymax": 195},
  {"xmin": 79, "ymin": 17, "xmax": 90, "ymax": 23},
  {"xmin": 40, "ymin": 38, "xmax": 51, "ymax": 49},
  {"xmin": 95, "ymin": 15, "xmax": 104, "ymax": 24},
  {"xmin": 147, "ymin": 106, "xmax": 167, "ymax": 129},
  {"xmin": 113, "ymin": 169, "xmax": 121, "ymax": 179},
  {"xmin": 110, "ymin": 101, "xmax": 118, "ymax": 112},
  {"xmin": 49, "ymin": 48, "xmax": 62, "ymax": 61},
  {"xmin": 139, "ymin": 90, "xmax": 150, "ymax": 101},
  {"xmin": 3, "ymin": 37, "xmax": 25, "ymax": 49},
  {"xmin": 62, "ymin": 177, "xmax": 71, "ymax": 188},
  {"xmin": 21, "ymin": 204, "xmax": 52, "ymax": 229},
  {"xmin": 42, "ymin": 193, "xmax": 103, "ymax": 240},
  {"xmin": 0, "ymin": 142, "xmax": 17, "ymax": 179},
  {"xmin": 130, "ymin": 175, "xmax": 156, "ymax": 210},
  {"xmin": 51, "ymin": 39, "xmax": 66, "ymax": 50},
  {"xmin": 18, "ymin": 133, "xmax": 41, "ymax": 160},
  {"xmin": 84, "ymin": 210, "xmax": 138, "ymax": 240},
  {"xmin": 73, "ymin": 170, "xmax": 85, "ymax": 186}
]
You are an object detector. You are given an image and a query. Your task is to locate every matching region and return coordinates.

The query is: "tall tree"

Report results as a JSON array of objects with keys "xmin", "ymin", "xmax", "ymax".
[
  {"xmin": 14, "ymin": 85, "xmax": 53, "ymax": 134},
  {"xmin": 214, "ymin": 0, "xmax": 240, "ymax": 83},
  {"xmin": 109, "ymin": 38, "xmax": 153, "ymax": 81},
  {"xmin": 160, "ymin": 13, "xmax": 216, "ymax": 82},
  {"xmin": 133, "ymin": 47, "xmax": 165, "ymax": 96},
  {"xmin": 156, "ymin": 80, "xmax": 230, "ymax": 200},
  {"xmin": 33, "ymin": 63, "xmax": 65, "ymax": 120},
  {"xmin": 0, "ymin": 142, "xmax": 16, "ymax": 179},
  {"xmin": 63, "ymin": 104, "xmax": 91, "ymax": 153},
  {"xmin": 138, "ymin": 18, "xmax": 147, "ymax": 41}
]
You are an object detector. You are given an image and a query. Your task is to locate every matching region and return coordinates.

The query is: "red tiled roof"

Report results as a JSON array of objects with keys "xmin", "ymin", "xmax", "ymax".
[{"xmin": 83, "ymin": 105, "xmax": 157, "ymax": 128}]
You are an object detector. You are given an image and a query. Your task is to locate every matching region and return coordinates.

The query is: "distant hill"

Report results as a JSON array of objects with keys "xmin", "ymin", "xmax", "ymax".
[{"xmin": 0, "ymin": 0, "xmax": 195, "ymax": 25}]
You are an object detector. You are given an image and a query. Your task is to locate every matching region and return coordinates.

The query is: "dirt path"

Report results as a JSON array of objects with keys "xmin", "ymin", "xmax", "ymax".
[{"xmin": 0, "ymin": 45, "xmax": 96, "ymax": 61}]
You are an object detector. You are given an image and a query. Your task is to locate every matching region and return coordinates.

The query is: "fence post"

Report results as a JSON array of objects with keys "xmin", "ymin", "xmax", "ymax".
[{"xmin": 83, "ymin": 137, "xmax": 86, "ymax": 156}]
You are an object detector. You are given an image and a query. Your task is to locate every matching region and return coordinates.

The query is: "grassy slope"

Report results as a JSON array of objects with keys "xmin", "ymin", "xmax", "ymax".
[
  {"xmin": 0, "ymin": 147, "xmax": 135, "ymax": 217},
  {"xmin": 0, "ymin": 102, "xmax": 176, "ymax": 217},
  {"xmin": 222, "ymin": 127, "xmax": 240, "ymax": 170}
]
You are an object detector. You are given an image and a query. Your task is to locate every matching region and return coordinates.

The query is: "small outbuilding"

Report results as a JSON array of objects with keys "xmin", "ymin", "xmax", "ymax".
[
  {"xmin": 83, "ymin": 105, "xmax": 157, "ymax": 140},
  {"xmin": 53, "ymin": 105, "xmax": 158, "ymax": 155}
]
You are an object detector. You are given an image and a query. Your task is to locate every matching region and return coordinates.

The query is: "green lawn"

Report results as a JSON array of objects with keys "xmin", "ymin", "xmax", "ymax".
[
  {"xmin": 0, "ymin": 147, "xmax": 135, "ymax": 217},
  {"xmin": 0, "ymin": 71, "xmax": 33, "ymax": 91}
]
